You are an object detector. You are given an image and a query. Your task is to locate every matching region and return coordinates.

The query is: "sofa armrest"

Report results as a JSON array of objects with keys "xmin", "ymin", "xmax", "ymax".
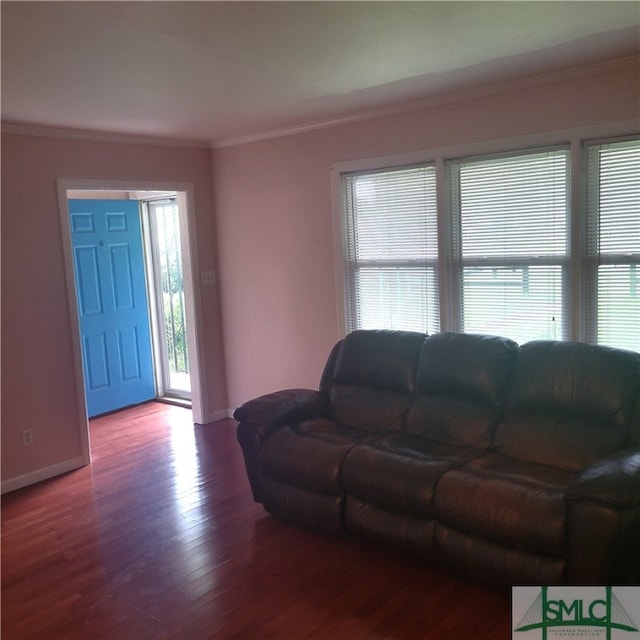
[
  {"xmin": 233, "ymin": 388, "xmax": 330, "ymax": 437},
  {"xmin": 567, "ymin": 449, "xmax": 640, "ymax": 509}
]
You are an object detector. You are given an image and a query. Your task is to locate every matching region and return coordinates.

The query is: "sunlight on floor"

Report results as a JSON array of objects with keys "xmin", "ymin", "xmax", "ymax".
[{"xmin": 168, "ymin": 408, "xmax": 213, "ymax": 580}]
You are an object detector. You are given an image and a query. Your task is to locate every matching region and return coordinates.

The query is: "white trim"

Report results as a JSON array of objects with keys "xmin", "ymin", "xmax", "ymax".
[
  {"xmin": 330, "ymin": 167, "xmax": 348, "ymax": 339},
  {"xmin": 213, "ymin": 57, "xmax": 639, "ymax": 149},
  {"xmin": 200, "ymin": 408, "xmax": 234, "ymax": 424},
  {"xmin": 188, "ymin": 409, "xmax": 235, "ymax": 425},
  {"xmin": 570, "ymin": 137, "xmax": 586, "ymax": 343},
  {"xmin": 56, "ymin": 179, "xmax": 209, "ymax": 448},
  {"xmin": 2, "ymin": 122, "xmax": 209, "ymax": 149},
  {"xmin": 140, "ymin": 200, "xmax": 165, "ymax": 398},
  {"xmin": 56, "ymin": 186, "xmax": 92, "ymax": 466},
  {"xmin": 176, "ymin": 190, "xmax": 207, "ymax": 424},
  {"xmin": 1, "ymin": 457, "xmax": 86, "ymax": 495},
  {"xmin": 436, "ymin": 156, "xmax": 455, "ymax": 332}
]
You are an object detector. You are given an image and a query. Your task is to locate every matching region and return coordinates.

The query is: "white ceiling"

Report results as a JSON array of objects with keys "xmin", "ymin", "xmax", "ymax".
[{"xmin": 2, "ymin": 1, "xmax": 639, "ymax": 146}]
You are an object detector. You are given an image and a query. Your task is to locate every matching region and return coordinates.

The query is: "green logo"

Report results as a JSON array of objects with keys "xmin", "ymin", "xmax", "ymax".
[{"xmin": 514, "ymin": 587, "xmax": 639, "ymax": 639}]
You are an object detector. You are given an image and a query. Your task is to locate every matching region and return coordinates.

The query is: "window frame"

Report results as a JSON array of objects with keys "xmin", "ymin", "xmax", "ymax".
[
  {"xmin": 448, "ymin": 146, "xmax": 571, "ymax": 344},
  {"xmin": 582, "ymin": 136, "xmax": 640, "ymax": 350},
  {"xmin": 330, "ymin": 121, "xmax": 639, "ymax": 349},
  {"xmin": 341, "ymin": 164, "xmax": 440, "ymax": 334}
]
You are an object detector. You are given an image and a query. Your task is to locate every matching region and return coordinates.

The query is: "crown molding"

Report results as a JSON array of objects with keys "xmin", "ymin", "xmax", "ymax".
[
  {"xmin": 211, "ymin": 55, "xmax": 640, "ymax": 149},
  {"xmin": 0, "ymin": 122, "xmax": 210, "ymax": 149}
]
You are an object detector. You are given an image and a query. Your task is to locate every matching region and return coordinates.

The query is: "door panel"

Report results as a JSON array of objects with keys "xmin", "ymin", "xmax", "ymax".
[
  {"xmin": 75, "ymin": 246, "xmax": 103, "ymax": 315},
  {"xmin": 70, "ymin": 199, "xmax": 155, "ymax": 417},
  {"xmin": 84, "ymin": 333, "xmax": 110, "ymax": 390}
]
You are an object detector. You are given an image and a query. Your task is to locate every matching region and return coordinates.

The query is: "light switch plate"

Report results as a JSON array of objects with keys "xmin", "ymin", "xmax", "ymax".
[{"xmin": 200, "ymin": 270, "xmax": 216, "ymax": 285}]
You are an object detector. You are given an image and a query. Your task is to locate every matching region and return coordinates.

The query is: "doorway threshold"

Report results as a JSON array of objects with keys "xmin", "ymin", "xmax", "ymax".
[{"xmin": 156, "ymin": 396, "xmax": 192, "ymax": 409}]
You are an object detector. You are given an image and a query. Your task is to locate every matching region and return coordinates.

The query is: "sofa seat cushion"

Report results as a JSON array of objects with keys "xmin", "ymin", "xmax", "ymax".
[
  {"xmin": 495, "ymin": 410, "xmax": 630, "ymax": 473},
  {"xmin": 261, "ymin": 418, "xmax": 371, "ymax": 493},
  {"xmin": 342, "ymin": 433, "xmax": 482, "ymax": 518},
  {"xmin": 435, "ymin": 453, "xmax": 577, "ymax": 555},
  {"xmin": 406, "ymin": 397, "xmax": 498, "ymax": 449}
]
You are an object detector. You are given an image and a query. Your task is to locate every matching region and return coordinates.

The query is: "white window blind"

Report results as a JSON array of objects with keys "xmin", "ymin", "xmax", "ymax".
[
  {"xmin": 450, "ymin": 149, "xmax": 569, "ymax": 344},
  {"xmin": 342, "ymin": 166, "xmax": 439, "ymax": 333},
  {"xmin": 585, "ymin": 139, "xmax": 640, "ymax": 352},
  {"xmin": 338, "ymin": 135, "xmax": 639, "ymax": 354}
]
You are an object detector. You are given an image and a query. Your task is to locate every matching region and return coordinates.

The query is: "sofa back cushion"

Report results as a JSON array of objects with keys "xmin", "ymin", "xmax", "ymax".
[
  {"xmin": 494, "ymin": 340, "xmax": 640, "ymax": 471},
  {"xmin": 406, "ymin": 333, "xmax": 518, "ymax": 448},
  {"xmin": 329, "ymin": 330, "xmax": 425, "ymax": 432}
]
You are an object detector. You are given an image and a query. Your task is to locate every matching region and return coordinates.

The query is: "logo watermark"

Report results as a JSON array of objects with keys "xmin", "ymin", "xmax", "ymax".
[{"xmin": 512, "ymin": 587, "xmax": 640, "ymax": 640}]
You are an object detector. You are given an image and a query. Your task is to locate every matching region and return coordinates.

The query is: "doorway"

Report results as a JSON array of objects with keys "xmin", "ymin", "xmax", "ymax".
[
  {"xmin": 142, "ymin": 196, "xmax": 191, "ymax": 400},
  {"xmin": 57, "ymin": 180, "xmax": 207, "ymax": 465}
]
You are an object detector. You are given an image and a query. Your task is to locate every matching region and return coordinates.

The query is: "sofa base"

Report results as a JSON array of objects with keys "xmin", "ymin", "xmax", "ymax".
[
  {"xmin": 435, "ymin": 525, "xmax": 566, "ymax": 586},
  {"xmin": 261, "ymin": 476, "xmax": 345, "ymax": 536},
  {"xmin": 345, "ymin": 496, "xmax": 435, "ymax": 560}
]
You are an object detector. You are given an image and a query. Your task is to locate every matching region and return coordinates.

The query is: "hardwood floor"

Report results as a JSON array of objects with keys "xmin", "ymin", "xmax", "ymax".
[{"xmin": 2, "ymin": 402, "xmax": 511, "ymax": 639}]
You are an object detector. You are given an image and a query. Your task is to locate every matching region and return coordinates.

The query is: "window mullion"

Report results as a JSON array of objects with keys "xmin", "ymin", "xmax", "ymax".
[
  {"xmin": 436, "ymin": 156, "xmax": 455, "ymax": 332},
  {"xmin": 568, "ymin": 138, "xmax": 582, "ymax": 342},
  {"xmin": 445, "ymin": 160, "xmax": 463, "ymax": 332}
]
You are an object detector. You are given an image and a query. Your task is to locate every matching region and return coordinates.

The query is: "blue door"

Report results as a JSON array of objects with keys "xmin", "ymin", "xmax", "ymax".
[{"xmin": 69, "ymin": 199, "xmax": 155, "ymax": 417}]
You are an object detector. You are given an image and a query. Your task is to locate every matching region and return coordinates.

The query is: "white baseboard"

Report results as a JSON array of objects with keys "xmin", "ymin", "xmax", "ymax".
[
  {"xmin": 196, "ymin": 408, "xmax": 234, "ymax": 425},
  {"xmin": 1, "ymin": 456, "xmax": 87, "ymax": 495}
]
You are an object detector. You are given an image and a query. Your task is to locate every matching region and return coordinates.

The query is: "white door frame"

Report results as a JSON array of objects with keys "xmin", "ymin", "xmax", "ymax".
[{"xmin": 57, "ymin": 179, "xmax": 208, "ymax": 465}]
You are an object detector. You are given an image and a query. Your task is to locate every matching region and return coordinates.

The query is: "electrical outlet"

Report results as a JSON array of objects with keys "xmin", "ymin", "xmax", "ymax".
[{"xmin": 21, "ymin": 428, "xmax": 33, "ymax": 447}]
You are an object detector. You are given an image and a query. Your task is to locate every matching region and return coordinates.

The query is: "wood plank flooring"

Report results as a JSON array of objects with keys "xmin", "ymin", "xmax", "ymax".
[{"xmin": 2, "ymin": 402, "xmax": 511, "ymax": 639}]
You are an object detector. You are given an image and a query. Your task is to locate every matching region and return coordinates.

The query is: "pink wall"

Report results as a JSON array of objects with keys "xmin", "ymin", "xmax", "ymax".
[
  {"xmin": 1, "ymin": 134, "xmax": 227, "ymax": 484},
  {"xmin": 213, "ymin": 61, "xmax": 640, "ymax": 410},
  {"xmin": 2, "ymin": 59, "xmax": 638, "ymax": 489}
]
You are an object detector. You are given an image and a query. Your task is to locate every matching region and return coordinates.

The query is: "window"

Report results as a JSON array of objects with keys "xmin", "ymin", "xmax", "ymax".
[
  {"xmin": 343, "ymin": 166, "xmax": 440, "ymax": 333},
  {"xmin": 585, "ymin": 139, "xmax": 640, "ymax": 352},
  {"xmin": 450, "ymin": 149, "xmax": 569, "ymax": 345},
  {"xmin": 337, "ymin": 134, "xmax": 639, "ymax": 353}
]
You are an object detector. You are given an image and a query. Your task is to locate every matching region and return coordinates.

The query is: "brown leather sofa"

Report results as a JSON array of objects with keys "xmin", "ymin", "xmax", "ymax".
[{"xmin": 234, "ymin": 330, "xmax": 640, "ymax": 586}]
